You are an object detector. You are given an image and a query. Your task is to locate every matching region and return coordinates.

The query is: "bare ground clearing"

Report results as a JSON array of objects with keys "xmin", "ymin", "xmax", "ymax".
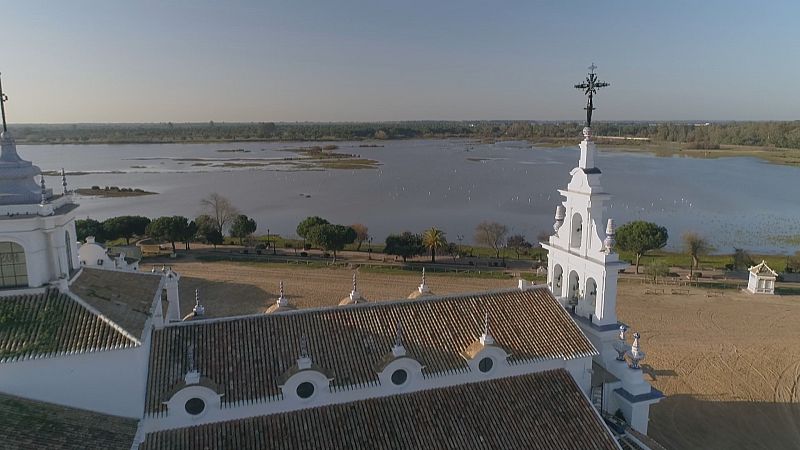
[
  {"xmin": 618, "ymin": 284, "xmax": 800, "ymax": 450},
  {"xmin": 166, "ymin": 261, "xmax": 800, "ymax": 449}
]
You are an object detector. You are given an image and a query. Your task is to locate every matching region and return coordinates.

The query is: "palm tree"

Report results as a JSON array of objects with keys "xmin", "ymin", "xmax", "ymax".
[{"xmin": 422, "ymin": 227, "xmax": 447, "ymax": 263}]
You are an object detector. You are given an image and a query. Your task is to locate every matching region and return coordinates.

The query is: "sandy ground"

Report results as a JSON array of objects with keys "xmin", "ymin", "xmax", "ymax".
[
  {"xmin": 617, "ymin": 283, "xmax": 800, "ymax": 450},
  {"xmin": 165, "ymin": 260, "xmax": 800, "ymax": 449}
]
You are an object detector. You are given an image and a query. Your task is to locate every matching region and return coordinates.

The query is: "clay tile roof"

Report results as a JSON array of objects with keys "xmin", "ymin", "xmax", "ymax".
[
  {"xmin": 145, "ymin": 286, "xmax": 597, "ymax": 415},
  {"xmin": 0, "ymin": 289, "xmax": 139, "ymax": 363},
  {"xmin": 140, "ymin": 369, "xmax": 619, "ymax": 450},
  {"xmin": 70, "ymin": 268, "xmax": 161, "ymax": 338},
  {"xmin": 0, "ymin": 392, "xmax": 137, "ymax": 450}
]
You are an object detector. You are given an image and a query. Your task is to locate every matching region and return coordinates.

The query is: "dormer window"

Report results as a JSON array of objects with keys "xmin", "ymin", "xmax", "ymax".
[
  {"xmin": 184, "ymin": 397, "xmax": 205, "ymax": 415},
  {"xmin": 478, "ymin": 357, "xmax": 494, "ymax": 373},
  {"xmin": 391, "ymin": 369, "xmax": 409, "ymax": 386}
]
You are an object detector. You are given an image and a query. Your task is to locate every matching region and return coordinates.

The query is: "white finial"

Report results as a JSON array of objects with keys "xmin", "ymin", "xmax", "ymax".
[
  {"xmin": 392, "ymin": 320, "xmax": 407, "ymax": 357},
  {"xmin": 626, "ymin": 332, "xmax": 646, "ymax": 369},
  {"xmin": 192, "ymin": 289, "xmax": 204, "ymax": 316},
  {"xmin": 349, "ymin": 272, "xmax": 363, "ymax": 301},
  {"xmin": 277, "ymin": 280, "xmax": 288, "ymax": 307},
  {"xmin": 61, "ymin": 168, "xmax": 68, "ymax": 194},
  {"xmin": 418, "ymin": 267, "xmax": 430, "ymax": 294},
  {"xmin": 480, "ymin": 312, "xmax": 494, "ymax": 346}
]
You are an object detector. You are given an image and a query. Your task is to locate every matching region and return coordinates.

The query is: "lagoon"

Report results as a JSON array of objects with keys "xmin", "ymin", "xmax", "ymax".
[{"xmin": 26, "ymin": 139, "xmax": 800, "ymax": 253}]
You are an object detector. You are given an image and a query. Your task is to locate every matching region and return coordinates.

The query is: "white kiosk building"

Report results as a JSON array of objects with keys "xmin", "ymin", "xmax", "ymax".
[{"xmin": 747, "ymin": 260, "xmax": 777, "ymax": 294}]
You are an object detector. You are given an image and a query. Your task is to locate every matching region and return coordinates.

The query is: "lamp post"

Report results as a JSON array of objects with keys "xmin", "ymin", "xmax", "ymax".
[
  {"xmin": 368, "ymin": 237, "xmax": 373, "ymax": 260},
  {"xmin": 266, "ymin": 228, "xmax": 270, "ymax": 253}
]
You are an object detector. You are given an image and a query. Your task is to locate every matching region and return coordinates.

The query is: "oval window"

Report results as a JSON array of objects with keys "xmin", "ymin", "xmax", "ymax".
[
  {"xmin": 184, "ymin": 397, "xmax": 206, "ymax": 415},
  {"xmin": 391, "ymin": 369, "xmax": 408, "ymax": 386},
  {"xmin": 296, "ymin": 381, "xmax": 315, "ymax": 399},
  {"xmin": 478, "ymin": 357, "xmax": 494, "ymax": 373}
]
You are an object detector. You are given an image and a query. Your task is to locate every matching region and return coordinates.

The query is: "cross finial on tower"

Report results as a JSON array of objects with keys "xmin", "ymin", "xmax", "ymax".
[
  {"xmin": 574, "ymin": 64, "xmax": 610, "ymax": 127},
  {"xmin": 0, "ymin": 72, "xmax": 9, "ymax": 133}
]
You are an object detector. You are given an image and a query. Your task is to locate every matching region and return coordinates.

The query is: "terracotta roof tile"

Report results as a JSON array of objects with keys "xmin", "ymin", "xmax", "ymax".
[
  {"xmin": 0, "ymin": 289, "xmax": 139, "ymax": 363},
  {"xmin": 70, "ymin": 268, "xmax": 161, "ymax": 338},
  {"xmin": 145, "ymin": 287, "xmax": 596, "ymax": 414},
  {"xmin": 141, "ymin": 369, "xmax": 619, "ymax": 450},
  {"xmin": 0, "ymin": 392, "xmax": 137, "ymax": 449}
]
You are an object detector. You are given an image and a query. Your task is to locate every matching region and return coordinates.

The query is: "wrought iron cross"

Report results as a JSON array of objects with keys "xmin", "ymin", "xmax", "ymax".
[
  {"xmin": 0, "ymin": 72, "xmax": 8, "ymax": 132},
  {"xmin": 574, "ymin": 63, "xmax": 610, "ymax": 127}
]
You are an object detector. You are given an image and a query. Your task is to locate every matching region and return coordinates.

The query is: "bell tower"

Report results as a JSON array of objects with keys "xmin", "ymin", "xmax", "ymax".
[{"xmin": 542, "ymin": 65, "xmax": 626, "ymax": 328}]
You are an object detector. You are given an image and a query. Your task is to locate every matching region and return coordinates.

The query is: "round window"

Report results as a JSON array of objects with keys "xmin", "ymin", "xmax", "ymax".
[
  {"xmin": 296, "ymin": 381, "xmax": 315, "ymax": 399},
  {"xmin": 391, "ymin": 369, "xmax": 408, "ymax": 386},
  {"xmin": 478, "ymin": 357, "xmax": 494, "ymax": 373},
  {"xmin": 184, "ymin": 397, "xmax": 205, "ymax": 415}
]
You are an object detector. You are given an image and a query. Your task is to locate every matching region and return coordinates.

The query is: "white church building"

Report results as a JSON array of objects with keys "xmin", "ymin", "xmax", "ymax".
[{"xmin": 0, "ymin": 70, "xmax": 663, "ymax": 449}]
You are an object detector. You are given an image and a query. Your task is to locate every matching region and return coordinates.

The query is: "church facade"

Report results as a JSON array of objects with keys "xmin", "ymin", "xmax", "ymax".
[{"xmin": 0, "ymin": 71, "xmax": 662, "ymax": 449}]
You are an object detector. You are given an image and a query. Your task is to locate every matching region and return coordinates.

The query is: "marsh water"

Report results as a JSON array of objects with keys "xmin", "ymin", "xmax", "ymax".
[{"xmin": 25, "ymin": 139, "xmax": 800, "ymax": 253}]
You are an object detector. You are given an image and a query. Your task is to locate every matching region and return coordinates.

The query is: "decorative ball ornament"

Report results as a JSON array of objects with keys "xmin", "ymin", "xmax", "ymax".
[
  {"xmin": 626, "ymin": 332, "xmax": 646, "ymax": 369},
  {"xmin": 613, "ymin": 325, "xmax": 629, "ymax": 361}
]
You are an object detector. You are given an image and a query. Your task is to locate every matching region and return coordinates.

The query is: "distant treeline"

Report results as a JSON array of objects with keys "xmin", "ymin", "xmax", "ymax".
[{"xmin": 10, "ymin": 120, "xmax": 800, "ymax": 149}]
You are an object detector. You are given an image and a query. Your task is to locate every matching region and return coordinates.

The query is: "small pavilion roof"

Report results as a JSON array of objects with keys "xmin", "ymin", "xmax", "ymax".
[{"xmin": 748, "ymin": 260, "xmax": 778, "ymax": 277}]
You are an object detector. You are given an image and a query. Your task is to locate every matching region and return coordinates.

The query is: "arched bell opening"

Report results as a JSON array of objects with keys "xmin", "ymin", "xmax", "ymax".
[{"xmin": 570, "ymin": 213, "xmax": 583, "ymax": 248}]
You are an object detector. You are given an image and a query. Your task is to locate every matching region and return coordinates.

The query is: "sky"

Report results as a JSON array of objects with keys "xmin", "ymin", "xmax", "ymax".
[{"xmin": 1, "ymin": 0, "xmax": 798, "ymax": 123}]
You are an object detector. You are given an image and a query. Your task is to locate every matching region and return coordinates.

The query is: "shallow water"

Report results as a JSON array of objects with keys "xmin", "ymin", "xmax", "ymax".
[{"xmin": 26, "ymin": 139, "xmax": 800, "ymax": 253}]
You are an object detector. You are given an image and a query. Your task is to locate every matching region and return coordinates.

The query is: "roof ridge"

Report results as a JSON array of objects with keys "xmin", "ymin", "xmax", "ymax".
[
  {"xmin": 63, "ymin": 289, "xmax": 142, "ymax": 346},
  {"xmin": 165, "ymin": 284, "xmax": 548, "ymax": 327}
]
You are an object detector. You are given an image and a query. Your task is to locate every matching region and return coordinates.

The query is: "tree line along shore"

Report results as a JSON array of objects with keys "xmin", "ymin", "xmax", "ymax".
[
  {"xmin": 11, "ymin": 121, "xmax": 800, "ymax": 150},
  {"xmin": 79, "ymin": 194, "xmax": 800, "ymax": 279}
]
